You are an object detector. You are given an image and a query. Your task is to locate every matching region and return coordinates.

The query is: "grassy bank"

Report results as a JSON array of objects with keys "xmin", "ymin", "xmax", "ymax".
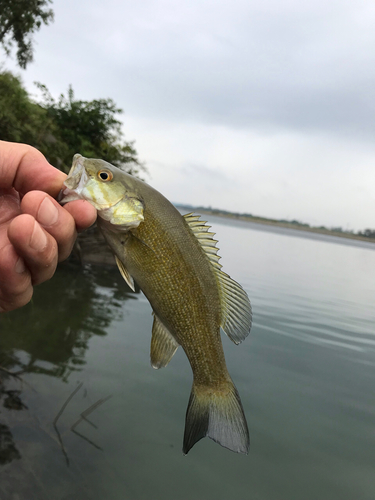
[{"xmin": 177, "ymin": 205, "xmax": 375, "ymax": 244}]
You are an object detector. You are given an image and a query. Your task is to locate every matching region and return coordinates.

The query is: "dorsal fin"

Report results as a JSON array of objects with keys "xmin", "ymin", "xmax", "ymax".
[
  {"xmin": 215, "ymin": 270, "xmax": 252, "ymax": 344},
  {"xmin": 183, "ymin": 213, "xmax": 222, "ymax": 269},
  {"xmin": 183, "ymin": 213, "xmax": 252, "ymax": 344}
]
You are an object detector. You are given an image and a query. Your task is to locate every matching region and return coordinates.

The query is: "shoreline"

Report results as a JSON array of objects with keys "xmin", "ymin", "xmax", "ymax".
[{"xmin": 178, "ymin": 207, "xmax": 375, "ymax": 244}]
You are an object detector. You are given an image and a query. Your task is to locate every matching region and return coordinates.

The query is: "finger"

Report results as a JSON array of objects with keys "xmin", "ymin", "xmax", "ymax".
[
  {"xmin": 0, "ymin": 244, "xmax": 33, "ymax": 313},
  {"xmin": 21, "ymin": 191, "xmax": 77, "ymax": 262},
  {"xmin": 0, "ymin": 189, "xmax": 21, "ymax": 225},
  {"xmin": 8, "ymin": 214, "xmax": 58, "ymax": 286},
  {"xmin": 62, "ymin": 199, "xmax": 97, "ymax": 232},
  {"xmin": 0, "ymin": 141, "xmax": 66, "ymax": 197}
]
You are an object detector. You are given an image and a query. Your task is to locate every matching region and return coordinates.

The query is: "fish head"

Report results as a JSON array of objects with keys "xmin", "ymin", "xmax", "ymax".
[{"xmin": 60, "ymin": 154, "xmax": 144, "ymax": 230}]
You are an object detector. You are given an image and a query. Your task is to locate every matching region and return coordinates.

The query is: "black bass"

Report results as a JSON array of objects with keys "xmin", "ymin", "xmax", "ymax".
[{"xmin": 61, "ymin": 154, "xmax": 252, "ymax": 454}]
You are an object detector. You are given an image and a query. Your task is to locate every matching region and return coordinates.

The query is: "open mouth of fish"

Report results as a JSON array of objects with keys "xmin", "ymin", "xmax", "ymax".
[{"xmin": 58, "ymin": 154, "xmax": 89, "ymax": 204}]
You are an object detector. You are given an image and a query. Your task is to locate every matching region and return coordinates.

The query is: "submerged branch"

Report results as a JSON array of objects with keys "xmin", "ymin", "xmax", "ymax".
[
  {"xmin": 53, "ymin": 382, "xmax": 83, "ymax": 426},
  {"xmin": 52, "ymin": 383, "xmax": 112, "ymax": 460},
  {"xmin": 70, "ymin": 395, "xmax": 113, "ymax": 431}
]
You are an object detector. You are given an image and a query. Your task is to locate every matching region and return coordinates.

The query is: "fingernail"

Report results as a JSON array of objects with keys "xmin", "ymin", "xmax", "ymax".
[
  {"xmin": 37, "ymin": 197, "xmax": 59, "ymax": 226},
  {"xmin": 30, "ymin": 221, "xmax": 48, "ymax": 252},
  {"xmin": 15, "ymin": 257, "xmax": 26, "ymax": 274}
]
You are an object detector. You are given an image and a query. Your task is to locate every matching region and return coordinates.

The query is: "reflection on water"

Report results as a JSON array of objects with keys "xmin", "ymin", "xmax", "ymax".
[
  {"xmin": 0, "ymin": 262, "xmax": 136, "ymax": 476},
  {"xmin": 0, "ymin": 263, "xmax": 134, "ymax": 380},
  {"xmin": 1, "ymin": 221, "xmax": 375, "ymax": 500},
  {"xmin": 0, "ymin": 423, "xmax": 21, "ymax": 465}
]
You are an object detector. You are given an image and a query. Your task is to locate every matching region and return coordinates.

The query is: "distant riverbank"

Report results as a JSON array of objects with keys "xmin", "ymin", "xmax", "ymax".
[{"xmin": 176, "ymin": 205, "xmax": 375, "ymax": 244}]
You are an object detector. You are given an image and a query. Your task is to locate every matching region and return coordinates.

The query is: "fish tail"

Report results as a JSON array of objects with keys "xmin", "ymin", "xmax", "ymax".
[{"xmin": 182, "ymin": 380, "xmax": 249, "ymax": 455}]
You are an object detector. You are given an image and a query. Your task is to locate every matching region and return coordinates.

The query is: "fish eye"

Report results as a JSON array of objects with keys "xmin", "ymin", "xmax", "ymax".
[{"xmin": 98, "ymin": 170, "xmax": 113, "ymax": 182}]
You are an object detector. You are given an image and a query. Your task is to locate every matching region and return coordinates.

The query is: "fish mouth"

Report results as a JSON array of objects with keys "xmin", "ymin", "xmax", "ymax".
[{"xmin": 59, "ymin": 154, "xmax": 89, "ymax": 204}]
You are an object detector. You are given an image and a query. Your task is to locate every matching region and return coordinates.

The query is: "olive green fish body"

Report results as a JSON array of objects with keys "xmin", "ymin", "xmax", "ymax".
[
  {"xmin": 100, "ymin": 190, "xmax": 227, "ymax": 382},
  {"xmin": 62, "ymin": 155, "xmax": 252, "ymax": 454}
]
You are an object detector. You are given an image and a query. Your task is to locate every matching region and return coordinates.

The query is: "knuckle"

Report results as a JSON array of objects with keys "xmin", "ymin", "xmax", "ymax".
[
  {"xmin": 0, "ymin": 285, "xmax": 33, "ymax": 312},
  {"xmin": 1, "ymin": 272, "xmax": 32, "ymax": 296},
  {"xmin": 42, "ymin": 206, "xmax": 76, "ymax": 251},
  {"xmin": 57, "ymin": 213, "xmax": 76, "ymax": 241},
  {"xmin": 44, "ymin": 238, "xmax": 58, "ymax": 265},
  {"xmin": 58, "ymin": 237, "xmax": 76, "ymax": 262},
  {"xmin": 31, "ymin": 242, "xmax": 58, "ymax": 285}
]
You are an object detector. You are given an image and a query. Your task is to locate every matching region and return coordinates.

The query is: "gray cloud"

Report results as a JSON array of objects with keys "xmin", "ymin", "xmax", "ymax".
[
  {"xmin": 84, "ymin": 0, "xmax": 375, "ymax": 139},
  {"xmin": 10, "ymin": 0, "xmax": 374, "ymax": 141}
]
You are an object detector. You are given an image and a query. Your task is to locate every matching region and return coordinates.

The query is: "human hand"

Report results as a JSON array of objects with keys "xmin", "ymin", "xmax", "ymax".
[{"xmin": 0, "ymin": 141, "xmax": 97, "ymax": 312}]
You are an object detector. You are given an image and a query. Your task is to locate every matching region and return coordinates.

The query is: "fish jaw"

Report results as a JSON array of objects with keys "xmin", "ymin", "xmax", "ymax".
[
  {"xmin": 60, "ymin": 154, "xmax": 91, "ymax": 204},
  {"xmin": 60, "ymin": 153, "xmax": 126, "ymax": 210}
]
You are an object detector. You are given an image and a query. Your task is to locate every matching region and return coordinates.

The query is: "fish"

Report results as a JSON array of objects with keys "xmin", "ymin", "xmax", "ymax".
[{"xmin": 61, "ymin": 154, "xmax": 252, "ymax": 454}]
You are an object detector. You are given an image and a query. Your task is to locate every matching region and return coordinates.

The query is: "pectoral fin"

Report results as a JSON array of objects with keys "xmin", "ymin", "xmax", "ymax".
[
  {"xmin": 150, "ymin": 313, "xmax": 179, "ymax": 369},
  {"xmin": 115, "ymin": 256, "xmax": 135, "ymax": 292}
]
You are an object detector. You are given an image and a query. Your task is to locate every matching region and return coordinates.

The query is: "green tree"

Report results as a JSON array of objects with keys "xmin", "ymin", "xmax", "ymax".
[
  {"xmin": 36, "ymin": 84, "xmax": 143, "ymax": 175},
  {"xmin": 0, "ymin": 71, "xmax": 144, "ymax": 176},
  {"xmin": 0, "ymin": 70, "xmax": 53, "ymax": 147},
  {"xmin": 0, "ymin": 0, "xmax": 54, "ymax": 69},
  {"xmin": 358, "ymin": 229, "xmax": 375, "ymax": 239}
]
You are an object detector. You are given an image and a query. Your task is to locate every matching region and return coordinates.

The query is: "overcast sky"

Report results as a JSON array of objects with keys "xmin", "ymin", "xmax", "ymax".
[{"xmin": 3, "ymin": 0, "xmax": 375, "ymax": 230}]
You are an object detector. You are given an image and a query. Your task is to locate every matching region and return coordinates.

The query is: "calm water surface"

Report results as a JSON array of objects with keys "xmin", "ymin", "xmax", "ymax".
[{"xmin": 1, "ymin": 217, "xmax": 375, "ymax": 500}]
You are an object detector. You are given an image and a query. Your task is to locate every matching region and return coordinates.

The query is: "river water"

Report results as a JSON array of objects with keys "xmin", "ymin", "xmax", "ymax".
[{"xmin": 1, "ymin": 216, "xmax": 375, "ymax": 500}]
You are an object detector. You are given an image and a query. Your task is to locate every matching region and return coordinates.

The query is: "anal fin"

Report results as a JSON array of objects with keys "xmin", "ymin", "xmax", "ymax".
[{"xmin": 150, "ymin": 313, "xmax": 179, "ymax": 369}]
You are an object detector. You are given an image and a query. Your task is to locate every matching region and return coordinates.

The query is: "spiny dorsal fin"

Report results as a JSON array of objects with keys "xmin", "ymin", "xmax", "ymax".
[
  {"xmin": 150, "ymin": 313, "xmax": 179, "ymax": 369},
  {"xmin": 183, "ymin": 213, "xmax": 252, "ymax": 344},
  {"xmin": 115, "ymin": 256, "xmax": 135, "ymax": 292},
  {"xmin": 183, "ymin": 213, "xmax": 222, "ymax": 270}
]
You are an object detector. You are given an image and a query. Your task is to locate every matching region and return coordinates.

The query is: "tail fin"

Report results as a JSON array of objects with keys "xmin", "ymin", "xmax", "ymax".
[{"xmin": 183, "ymin": 381, "xmax": 249, "ymax": 455}]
